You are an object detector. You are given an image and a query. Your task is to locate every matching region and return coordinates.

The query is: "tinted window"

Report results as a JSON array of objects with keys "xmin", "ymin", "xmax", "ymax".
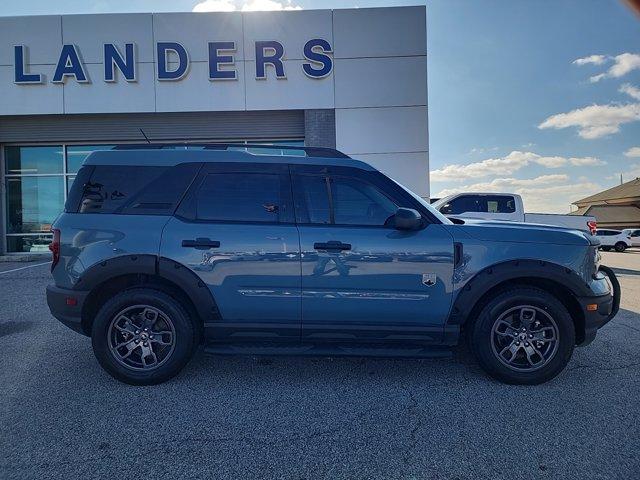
[
  {"xmin": 122, "ymin": 163, "xmax": 200, "ymax": 215},
  {"xmin": 442, "ymin": 195, "xmax": 480, "ymax": 215},
  {"xmin": 72, "ymin": 164, "xmax": 199, "ymax": 215},
  {"xmin": 295, "ymin": 175, "xmax": 331, "ymax": 224},
  {"xmin": 78, "ymin": 166, "xmax": 166, "ymax": 213},
  {"xmin": 294, "ymin": 175, "xmax": 397, "ymax": 226},
  {"xmin": 441, "ymin": 195, "xmax": 515, "ymax": 214},
  {"xmin": 195, "ymin": 173, "xmax": 284, "ymax": 222},
  {"xmin": 485, "ymin": 195, "xmax": 516, "ymax": 213},
  {"xmin": 332, "ymin": 177, "xmax": 397, "ymax": 225}
]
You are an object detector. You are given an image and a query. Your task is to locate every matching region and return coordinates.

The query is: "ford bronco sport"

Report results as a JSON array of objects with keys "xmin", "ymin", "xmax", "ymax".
[{"xmin": 46, "ymin": 145, "xmax": 620, "ymax": 385}]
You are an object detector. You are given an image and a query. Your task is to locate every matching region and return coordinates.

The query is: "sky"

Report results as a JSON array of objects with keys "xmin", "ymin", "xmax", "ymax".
[{"xmin": 2, "ymin": 0, "xmax": 640, "ymax": 213}]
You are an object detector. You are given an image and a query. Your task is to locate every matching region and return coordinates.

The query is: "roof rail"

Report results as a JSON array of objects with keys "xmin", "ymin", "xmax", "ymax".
[{"xmin": 112, "ymin": 143, "xmax": 351, "ymax": 159}]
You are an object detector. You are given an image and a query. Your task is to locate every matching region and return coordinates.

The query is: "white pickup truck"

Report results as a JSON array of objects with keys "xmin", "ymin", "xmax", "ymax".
[{"xmin": 431, "ymin": 193, "xmax": 597, "ymax": 234}]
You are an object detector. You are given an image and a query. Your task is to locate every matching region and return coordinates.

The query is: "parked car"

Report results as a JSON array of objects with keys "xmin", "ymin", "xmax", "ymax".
[
  {"xmin": 622, "ymin": 228, "xmax": 640, "ymax": 247},
  {"xmin": 431, "ymin": 193, "xmax": 597, "ymax": 234},
  {"xmin": 596, "ymin": 229, "xmax": 632, "ymax": 252},
  {"xmin": 46, "ymin": 145, "xmax": 619, "ymax": 386}
]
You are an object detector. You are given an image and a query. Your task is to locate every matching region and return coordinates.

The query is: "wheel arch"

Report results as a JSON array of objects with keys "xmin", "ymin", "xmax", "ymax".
[
  {"xmin": 76, "ymin": 255, "xmax": 220, "ymax": 337},
  {"xmin": 450, "ymin": 260, "xmax": 591, "ymax": 345}
]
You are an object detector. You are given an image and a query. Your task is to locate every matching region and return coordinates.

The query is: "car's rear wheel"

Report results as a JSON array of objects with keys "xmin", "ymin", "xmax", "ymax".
[
  {"xmin": 91, "ymin": 288, "xmax": 197, "ymax": 385},
  {"xmin": 615, "ymin": 242, "xmax": 627, "ymax": 252},
  {"xmin": 469, "ymin": 287, "xmax": 575, "ymax": 385}
]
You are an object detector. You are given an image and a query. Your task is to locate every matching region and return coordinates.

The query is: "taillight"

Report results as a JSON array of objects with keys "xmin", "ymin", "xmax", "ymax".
[
  {"xmin": 49, "ymin": 228, "xmax": 60, "ymax": 272},
  {"xmin": 587, "ymin": 220, "xmax": 597, "ymax": 235}
]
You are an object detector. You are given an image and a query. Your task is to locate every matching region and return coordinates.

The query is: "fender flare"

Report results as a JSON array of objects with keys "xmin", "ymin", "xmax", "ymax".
[
  {"xmin": 75, "ymin": 254, "xmax": 220, "ymax": 324},
  {"xmin": 74, "ymin": 254, "xmax": 157, "ymax": 290},
  {"xmin": 447, "ymin": 259, "xmax": 593, "ymax": 326}
]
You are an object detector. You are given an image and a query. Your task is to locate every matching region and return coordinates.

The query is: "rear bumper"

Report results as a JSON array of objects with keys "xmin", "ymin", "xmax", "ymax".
[
  {"xmin": 46, "ymin": 284, "xmax": 90, "ymax": 336},
  {"xmin": 577, "ymin": 265, "xmax": 620, "ymax": 346}
]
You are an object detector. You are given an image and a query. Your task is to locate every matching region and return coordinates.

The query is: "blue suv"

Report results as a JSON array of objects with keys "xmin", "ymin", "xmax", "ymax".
[{"xmin": 46, "ymin": 145, "xmax": 620, "ymax": 385}]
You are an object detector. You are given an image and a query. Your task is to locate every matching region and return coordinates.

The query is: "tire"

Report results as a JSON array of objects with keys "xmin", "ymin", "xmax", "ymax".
[
  {"xmin": 468, "ymin": 287, "xmax": 575, "ymax": 385},
  {"xmin": 91, "ymin": 288, "xmax": 197, "ymax": 385},
  {"xmin": 615, "ymin": 242, "xmax": 627, "ymax": 252},
  {"xmin": 601, "ymin": 246, "xmax": 611, "ymax": 252}
]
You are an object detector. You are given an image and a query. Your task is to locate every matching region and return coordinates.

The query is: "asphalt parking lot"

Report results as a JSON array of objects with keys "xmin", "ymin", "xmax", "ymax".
[{"xmin": 1, "ymin": 253, "xmax": 639, "ymax": 480}]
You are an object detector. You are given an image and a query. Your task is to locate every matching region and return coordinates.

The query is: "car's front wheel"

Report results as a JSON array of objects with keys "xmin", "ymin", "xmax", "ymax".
[
  {"xmin": 91, "ymin": 288, "xmax": 197, "ymax": 385},
  {"xmin": 469, "ymin": 287, "xmax": 575, "ymax": 385}
]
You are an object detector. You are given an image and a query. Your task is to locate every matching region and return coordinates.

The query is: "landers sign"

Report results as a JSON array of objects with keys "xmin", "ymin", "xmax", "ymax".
[{"xmin": 13, "ymin": 39, "xmax": 333, "ymax": 85}]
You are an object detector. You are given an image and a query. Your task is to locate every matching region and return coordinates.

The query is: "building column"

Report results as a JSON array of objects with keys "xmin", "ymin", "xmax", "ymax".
[{"xmin": 304, "ymin": 109, "xmax": 336, "ymax": 149}]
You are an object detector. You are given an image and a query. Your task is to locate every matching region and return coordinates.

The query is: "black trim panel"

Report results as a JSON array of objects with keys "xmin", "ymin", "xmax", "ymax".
[
  {"xmin": 47, "ymin": 284, "xmax": 89, "ymax": 336},
  {"xmin": 448, "ymin": 259, "xmax": 594, "ymax": 326},
  {"xmin": 74, "ymin": 254, "xmax": 157, "ymax": 291},
  {"xmin": 157, "ymin": 257, "xmax": 221, "ymax": 323}
]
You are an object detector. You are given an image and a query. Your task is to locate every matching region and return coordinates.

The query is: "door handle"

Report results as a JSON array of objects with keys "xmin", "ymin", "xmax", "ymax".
[
  {"xmin": 181, "ymin": 238, "xmax": 221, "ymax": 250},
  {"xmin": 314, "ymin": 241, "xmax": 352, "ymax": 251}
]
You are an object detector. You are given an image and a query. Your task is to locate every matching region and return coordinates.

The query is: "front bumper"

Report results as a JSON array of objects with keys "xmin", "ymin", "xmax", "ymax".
[
  {"xmin": 577, "ymin": 265, "xmax": 620, "ymax": 346},
  {"xmin": 46, "ymin": 284, "xmax": 90, "ymax": 336}
]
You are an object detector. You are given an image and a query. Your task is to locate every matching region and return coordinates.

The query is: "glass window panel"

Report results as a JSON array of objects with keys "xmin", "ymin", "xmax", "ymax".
[
  {"xmin": 331, "ymin": 177, "xmax": 397, "ymax": 226},
  {"xmin": 6, "ymin": 176, "xmax": 64, "ymax": 234},
  {"xmin": 5, "ymin": 146, "xmax": 63, "ymax": 175},
  {"xmin": 6, "ymin": 234, "xmax": 53, "ymax": 253},
  {"xmin": 196, "ymin": 173, "xmax": 282, "ymax": 222},
  {"xmin": 67, "ymin": 176, "xmax": 76, "ymax": 194},
  {"xmin": 66, "ymin": 145, "xmax": 114, "ymax": 173},
  {"xmin": 294, "ymin": 175, "xmax": 331, "ymax": 224},
  {"xmin": 78, "ymin": 166, "xmax": 166, "ymax": 214},
  {"xmin": 245, "ymin": 140, "xmax": 305, "ymax": 156}
]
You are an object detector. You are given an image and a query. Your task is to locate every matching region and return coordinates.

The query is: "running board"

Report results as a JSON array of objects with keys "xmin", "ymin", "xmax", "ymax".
[{"xmin": 203, "ymin": 343, "xmax": 452, "ymax": 359}]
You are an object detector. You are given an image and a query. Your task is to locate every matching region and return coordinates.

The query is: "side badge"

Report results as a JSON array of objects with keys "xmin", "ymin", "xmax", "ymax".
[{"xmin": 422, "ymin": 273, "xmax": 437, "ymax": 287}]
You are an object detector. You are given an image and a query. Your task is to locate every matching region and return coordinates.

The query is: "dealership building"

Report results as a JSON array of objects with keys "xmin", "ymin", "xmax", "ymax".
[{"xmin": 0, "ymin": 6, "xmax": 428, "ymax": 254}]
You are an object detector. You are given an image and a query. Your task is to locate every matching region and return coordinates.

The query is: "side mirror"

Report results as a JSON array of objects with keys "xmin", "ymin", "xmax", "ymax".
[{"xmin": 394, "ymin": 208, "xmax": 422, "ymax": 230}]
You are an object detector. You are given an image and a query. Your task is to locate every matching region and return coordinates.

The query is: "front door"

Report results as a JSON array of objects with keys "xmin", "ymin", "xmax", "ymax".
[
  {"xmin": 291, "ymin": 165, "xmax": 455, "ymax": 344},
  {"xmin": 160, "ymin": 162, "xmax": 301, "ymax": 342}
]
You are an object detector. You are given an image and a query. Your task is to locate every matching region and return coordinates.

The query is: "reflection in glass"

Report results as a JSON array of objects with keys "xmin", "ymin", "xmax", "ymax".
[
  {"xmin": 5, "ymin": 146, "xmax": 63, "ymax": 175},
  {"xmin": 66, "ymin": 145, "xmax": 115, "ymax": 173},
  {"xmin": 6, "ymin": 234, "xmax": 53, "ymax": 253},
  {"xmin": 6, "ymin": 177, "xmax": 64, "ymax": 234},
  {"xmin": 67, "ymin": 176, "xmax": 76, "ymax": 194}
]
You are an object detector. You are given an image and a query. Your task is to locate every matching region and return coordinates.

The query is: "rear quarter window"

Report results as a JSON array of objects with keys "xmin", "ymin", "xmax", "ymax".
[{"xmin": 66, "ymin": 163, "xmax": 200, "ymax": 215}]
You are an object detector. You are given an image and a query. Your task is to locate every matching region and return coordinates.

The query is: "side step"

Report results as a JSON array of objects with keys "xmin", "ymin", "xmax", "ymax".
[{"xmin": 204, "ymin": 343, "xmax": 452, "ymax": 359}]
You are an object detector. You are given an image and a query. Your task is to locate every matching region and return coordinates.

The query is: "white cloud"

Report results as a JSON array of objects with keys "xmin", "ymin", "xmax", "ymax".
[
  {"xmin": 538, "ymin": 103, "xmax": 640, "ymax": 139},
  {"xmin": 568, "ymin": 156, "xmax": 606, "ymax": 166},
  {"xmin": 573, "ymin": 54, "xmax": 609, "ymax": 66},
  {"xmin": 192, "ymin": 0, "xmax": 302, "ymax": 12},
  {"xmin": 609, "ymin": 163, "xmax": 640, "ymax": 183},
  {"xmin": 435, "ymin": 175, "xmax": 601, "ymax": 213},
  {"xmin": 242, "ymin": 0, "xmax": 302, "ymax": 11},
  {"xmin": 589, "ymin": 53, "xmax": 640, "ymax": 82},
  {"xmin": 624, "ymin": 147, "xmax": 640, "ymax": 158},
  {"xmin": 620, "ymin": 83, "xmax": 640, "ymax": 101},
  {"xmin": 192, "ymin": 0, "xmax": 236, "ymax": 11},
  {"xmin": 431, "ymin": 151, "xmax": 604, "ymax": 182}
]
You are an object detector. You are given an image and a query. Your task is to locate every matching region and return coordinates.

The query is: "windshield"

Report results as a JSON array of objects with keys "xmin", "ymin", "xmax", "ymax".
[{"xmin": 392, "ymin": 179, "xmax": 452, "ymax": 225}]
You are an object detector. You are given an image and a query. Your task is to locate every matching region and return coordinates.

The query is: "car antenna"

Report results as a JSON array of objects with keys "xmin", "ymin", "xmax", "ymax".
[{"xmin": 139, "ymin": 128, "xmax": 151, "ymax": 144}]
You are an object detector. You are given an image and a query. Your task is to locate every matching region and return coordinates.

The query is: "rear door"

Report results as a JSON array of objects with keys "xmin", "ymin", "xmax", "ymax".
[
  {"xmin": 291, "ymin": 164, "xmax": 455, "ymax": 344},
  {"xmin": 160, "ymin": 162, "xmax": 301, "ymax": 342}
]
